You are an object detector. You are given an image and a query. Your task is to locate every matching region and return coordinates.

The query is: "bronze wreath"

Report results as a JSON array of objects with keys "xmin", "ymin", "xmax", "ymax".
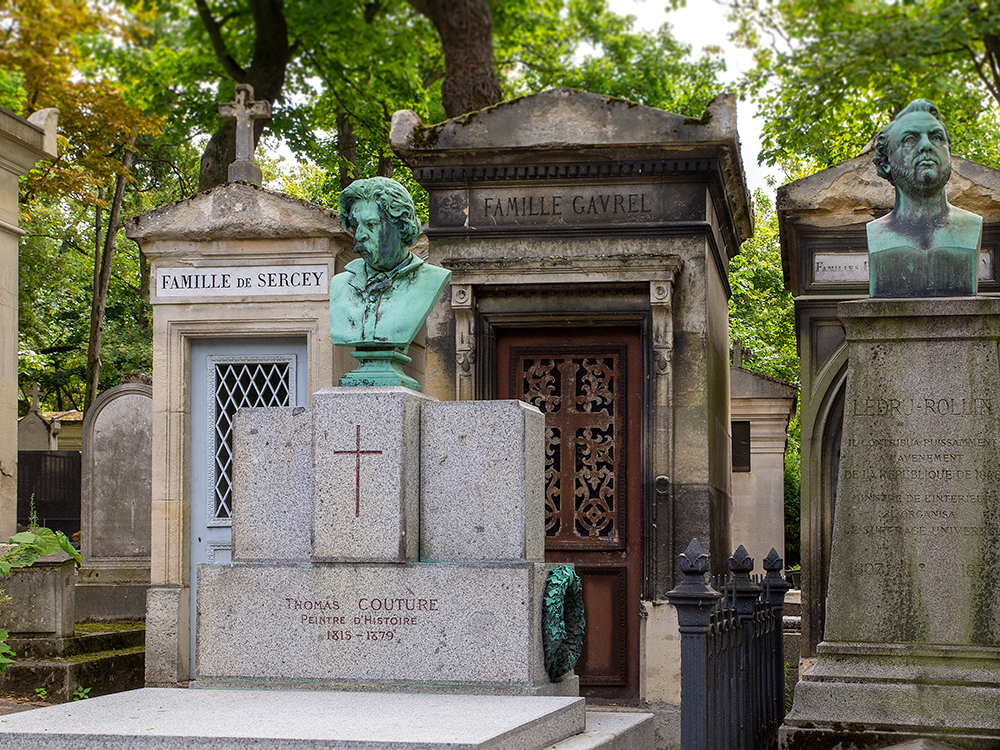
[{"xmin": 542, "ymin": 565, "xmax": 585, "ymax": 681}]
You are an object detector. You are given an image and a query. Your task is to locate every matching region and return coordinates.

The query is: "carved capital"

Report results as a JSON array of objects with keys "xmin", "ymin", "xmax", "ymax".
[
  {"xmin": 451, "ymin": 284, "xmax": 476, "ymax": 397},
  {"xmin": 451, "ymin": 284, "xmax": 473, "ymax": 310}
]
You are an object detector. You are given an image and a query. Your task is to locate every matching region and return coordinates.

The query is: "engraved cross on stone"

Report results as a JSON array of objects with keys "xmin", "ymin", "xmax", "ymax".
[
  {"xmin": 218, "ymin": 84, "xmax": 271, "ymax": 185},
  {"xmin": 27, "ymin": 382, "xmax": 44, "ymax": 413},
  {"xmin": 333, "ymin": 425, "xmax": 383, "ymax": 517}
]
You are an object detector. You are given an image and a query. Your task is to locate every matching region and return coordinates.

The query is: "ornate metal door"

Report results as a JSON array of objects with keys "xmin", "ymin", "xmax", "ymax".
[{"xmin": 497, "ymin": 327, "xmax": 642, "ymax": 700}]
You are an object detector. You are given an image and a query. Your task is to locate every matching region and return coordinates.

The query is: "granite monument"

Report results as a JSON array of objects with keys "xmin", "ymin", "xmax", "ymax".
[{"xmin": 783, "ymin": 102, "xmax": 1000, "ymax": 748}]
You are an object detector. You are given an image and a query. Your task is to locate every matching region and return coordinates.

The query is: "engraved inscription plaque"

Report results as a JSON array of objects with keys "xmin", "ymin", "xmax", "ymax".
[{"xmin": 825, "ymin": 299, "xmax": 1000, "ymax": 647}]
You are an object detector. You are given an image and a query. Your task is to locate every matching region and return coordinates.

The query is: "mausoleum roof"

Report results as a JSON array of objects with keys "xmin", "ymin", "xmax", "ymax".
[
  {"xmin": 125, "ymin": 182, "xmax": 348, "ymax": 243},
  {"xmin": 777, "ymin": 152, "xmax": 1000, "ymax": 226},
  {"xmin": 731, "ymin": 366, "xmax": 798, "ymax": 401},
  {"xmin": 390, "ymin": 87, "xmax": 752, "ymax": 245}
]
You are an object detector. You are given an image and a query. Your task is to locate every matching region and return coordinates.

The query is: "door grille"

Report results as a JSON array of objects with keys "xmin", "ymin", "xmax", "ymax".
[{"xmin": 207, "ymin": 355, "xmax": 296, "ymax": 526}]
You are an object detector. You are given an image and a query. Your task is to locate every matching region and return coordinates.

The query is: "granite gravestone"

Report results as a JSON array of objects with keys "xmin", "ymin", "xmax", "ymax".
[
  {"xmin": 77, "ymin": 377, "xmax": 153, "ymax": 620},
  {"xmin": 783, "ymin": 101, "xmax": 1000, "ymax": 747},
  {"xmin": 195, "ymin": 390, "xmax": 572, "ymax": 694}
]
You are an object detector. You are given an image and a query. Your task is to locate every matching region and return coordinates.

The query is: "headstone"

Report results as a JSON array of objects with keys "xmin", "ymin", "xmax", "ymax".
[
  {"xmin": 76, "ymin": 379, "xmax": 153, "ymax": 620},
  {"xmin": 0, "ymin": 107, "xmax": 57, "ymax": 539},
  {"xmin": 17, "ymin": 383, "xmax": 59, "ymax": 450}
]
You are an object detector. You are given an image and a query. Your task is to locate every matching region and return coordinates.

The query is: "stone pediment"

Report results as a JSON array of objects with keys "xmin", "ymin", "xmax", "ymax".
[
  {"xmin": 777, "ymin": 152, "xmax": 1000, "ymax": 226},
  {"xmin": 125, "ymin": 182, "xmax": 347, "ymax": 243},
  {"xmin": 391, "ymin": 88, "xmax": 752, "ymax": 247},
  {"xmin": 392, "ymin": 88, "xmax": 741, "ymax": 154},
  {"xmin": 731, "ymin": 366, "xmax": 798, "ymax": 401}
]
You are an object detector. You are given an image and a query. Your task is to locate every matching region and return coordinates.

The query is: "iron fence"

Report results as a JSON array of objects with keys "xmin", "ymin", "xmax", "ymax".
[
  {"xmin": 17, "ymin": 450, "xmax": 81, "ymax": 538},
  {"xmin": 666, "ymin": 538, "xmax": 789, "ymax": 750}
]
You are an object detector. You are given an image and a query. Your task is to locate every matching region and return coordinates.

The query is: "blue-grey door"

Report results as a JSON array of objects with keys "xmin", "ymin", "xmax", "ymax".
[{"xmin": 189, "ymin": 337, "xmax": 307, "ymax": 678}]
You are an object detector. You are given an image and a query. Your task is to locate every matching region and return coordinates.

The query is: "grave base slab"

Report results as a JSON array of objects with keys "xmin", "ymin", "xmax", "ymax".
[{"xmin": 0, "ymin": 688, "xmax": 652, "ymax": 750}]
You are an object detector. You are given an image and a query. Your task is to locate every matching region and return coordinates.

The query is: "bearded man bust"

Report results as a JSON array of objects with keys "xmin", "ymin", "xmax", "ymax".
[
  {"xmin": 867, "ymin": 99, "xmax": 983, "ymax": 298},
  {"xmin": 329, "ymin": 177, "xmax": 451, "ymax": 389}
]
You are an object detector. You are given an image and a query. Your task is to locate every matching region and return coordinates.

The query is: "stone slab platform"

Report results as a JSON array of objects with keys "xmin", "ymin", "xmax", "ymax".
[{"xmin": 0, "ymin": 688, "xmax": 587, "ymax": 750}]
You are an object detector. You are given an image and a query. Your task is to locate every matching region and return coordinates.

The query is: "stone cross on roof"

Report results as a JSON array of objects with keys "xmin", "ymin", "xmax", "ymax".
[
  {"xmin": 27, "ymin": 382, "xmax": 44, "ymax": 413},
  {"xmin": 218, "ymin": 84, "xmax": 271, "ymax": 186}
]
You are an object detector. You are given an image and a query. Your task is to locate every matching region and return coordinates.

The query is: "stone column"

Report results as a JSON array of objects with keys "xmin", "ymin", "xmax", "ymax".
[
  {"xmin": 0, "ymin": 108, "xmax": 57, "ymax": 539},
  {"xmin": 783, "ymin": 297, "xmax": 1000, "ymax": 745}
]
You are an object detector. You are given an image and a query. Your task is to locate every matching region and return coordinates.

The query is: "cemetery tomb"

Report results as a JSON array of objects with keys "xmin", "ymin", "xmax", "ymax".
[
  {"xmin": 777, "ymin": 152, "xmax": 1000, "ymax": 658},
  {"xmin": 393, "ymin": 87, "xmax": 752, "ymax": 705}
]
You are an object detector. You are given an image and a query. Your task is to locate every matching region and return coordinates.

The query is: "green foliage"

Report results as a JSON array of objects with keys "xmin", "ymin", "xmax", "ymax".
[
  {"xmin": 34, "ymin": 687, "xmax": 48, "ymax": 701},
  {"xmin": 729, "ymin": 190, "xmax": 798, "ymax": 384},
  {"xmin": 3, "ymin": 528, "xmax": 82, "ymax": 577},
  {"xmin": 727, "ymin": 0, "xmax": 1000, "ymax": 174},
  {"xmin": 0, "ymin": 632, "xmax": 14, "ymax": 673},
  {"xmin": 72, "ymin": 686, "xmax": 92, "ymax": 700},
  {"xmin": 7, "ymin": 0, "xmax": 198, "ymax": 413},
  {"xmin": 496, "ymin": 0, "xmax": 725, "ymax": 117}
]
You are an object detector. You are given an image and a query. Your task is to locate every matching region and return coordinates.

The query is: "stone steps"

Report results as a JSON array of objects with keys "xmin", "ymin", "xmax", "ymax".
[
  {"xmin": 7, "ymin": 621, "xmax": 145, "ymax": 659},
  {"xmin": 0, "ymin": 623, "xmax": 145, "ymax": 703},
  {"xmin": 548, "ymin": 712, "xmax": 653, "ymax": 749}
]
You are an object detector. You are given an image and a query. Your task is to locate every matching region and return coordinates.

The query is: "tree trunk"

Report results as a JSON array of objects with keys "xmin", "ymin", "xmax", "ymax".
[
  {"xmin": 197, "ymin": 0, "xmax": 292, "ymax": 191},
  {"xmin": 138, "ymin": 247, "xmax": 150, "ymax": 330},
  {"xmin": 85, "ymin": 141, "xmax": 135, "ymax": 413},
  {"xmin": 337, "ymin": 110, "xmax": 357, "ymax": 190},
  {"xmin": 407, "ymin": 0, "xmax": 502, "ymax": 118},
  {"xmin": 377, "ymin": 151, "xmax": 394, "ymax": 178}
]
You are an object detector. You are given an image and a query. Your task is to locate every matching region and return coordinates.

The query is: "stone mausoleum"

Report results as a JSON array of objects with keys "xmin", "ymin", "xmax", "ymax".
[
  {"xmin": 779, "ymin": 150, "xmax": 1000, "ymax": 659},
  {"xmin": 391, "ymin": 88, "xmax": 752, "ymax": 710}
]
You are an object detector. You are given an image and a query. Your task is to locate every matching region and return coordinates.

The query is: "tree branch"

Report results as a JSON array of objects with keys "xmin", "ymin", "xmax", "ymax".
[{"xmin": 194, "ymin": 0, "xmax": 248, "ymax": 82}]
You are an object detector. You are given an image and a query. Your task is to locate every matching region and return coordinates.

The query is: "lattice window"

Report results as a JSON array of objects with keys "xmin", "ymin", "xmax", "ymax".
[
  {"xmin": 207, "ymin": 355, "xmax": 296, "ymax": 526},
  {"xmin": 517, "ymin": 352, "xmax": 623, "ymax": 549}
]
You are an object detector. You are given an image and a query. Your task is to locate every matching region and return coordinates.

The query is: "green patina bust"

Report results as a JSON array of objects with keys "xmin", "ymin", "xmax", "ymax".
[
  {"xmin": 867, "ymin": 99, "xmax": 983, "ymax": 298},
  {"xmin": 330, "ymin": 177, "xmax": 451, "ymax": 390}
]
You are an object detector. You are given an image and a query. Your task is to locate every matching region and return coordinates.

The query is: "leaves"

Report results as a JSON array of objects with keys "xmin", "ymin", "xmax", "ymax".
[
  {"xmin": 5, "ymin": 526, "xmax": 82, "ymax": 572},
  {"xmin": 728, "ymin": 0, "xmax": 1000, "ymax": 173}
]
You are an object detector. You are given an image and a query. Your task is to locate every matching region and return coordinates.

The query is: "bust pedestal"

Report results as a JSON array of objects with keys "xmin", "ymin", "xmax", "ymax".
[{"xmin": 782, "ymin": 297, "xmax": 1000, "ymax": 747}]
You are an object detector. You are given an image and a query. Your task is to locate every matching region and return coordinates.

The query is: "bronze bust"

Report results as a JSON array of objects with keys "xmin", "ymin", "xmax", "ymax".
[
  {"xmin": 330, "ymin": 177, "xmax": 451, "ymax": 389},
  {"xmin": 867, "ymin": 100, "xmax": 982, "ymax": 298}
]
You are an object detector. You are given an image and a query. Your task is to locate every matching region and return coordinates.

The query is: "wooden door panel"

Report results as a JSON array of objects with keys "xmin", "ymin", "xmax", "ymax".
[
  {"xmin": 576, "ymin": 566, "xmax": 627, "ymax": 685},
  {"xmin": 497, "ymin": 327, "xmax": 641, "ymax": 700}
]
